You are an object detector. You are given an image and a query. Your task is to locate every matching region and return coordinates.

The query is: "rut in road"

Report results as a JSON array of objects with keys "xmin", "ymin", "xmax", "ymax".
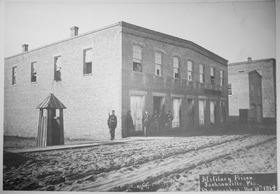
[{"xmin": 62, "ymin": 135, "xmax": 275, "ymax": 192}]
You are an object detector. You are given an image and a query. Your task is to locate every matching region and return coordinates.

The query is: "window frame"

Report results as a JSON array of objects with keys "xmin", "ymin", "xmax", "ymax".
[
  {"xmin": 155, "ymin": 51, "xmax": 163, "ymax": 76},
  {"xmin": 210, "ymin": 66, "xmax": 215, "ymax": 84},
  {"xmin": 83, "ymin": 48, "xmax": 93, "ymax": 75},
  {"xmin": 133, "ymin": 45, "xmax": 143, "ymax": 73},
  {"xmin": 228, "ymin": 84, "xmax": 232, "ymax": 95},
  {"xmin": 12, "ymin": 66, "xmax": 17, "ymax": 85},
  {"xmin": 31, "ymin": 62, "xmax": 37, "ymax": 83},
  {"xmin": 187, "ymin": 60, "xmax": 193, "ymax": 81},
  {"xmin": 199, "ymin": 64, "xmax": 205, "ymax": 83},
  {"xmin": 54, "ymin": 56, "xmax": 62, "ymax": 81},
  {"xmin": 220, "ymin": 69, "xmax": 225, "ymax": 86},
  {"xmin": 173, "ymin": 56, "xmax": 180, "ymax": 79}
]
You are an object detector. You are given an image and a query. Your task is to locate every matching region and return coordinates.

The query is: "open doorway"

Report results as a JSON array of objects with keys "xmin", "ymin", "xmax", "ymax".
[{"xmin": 153, "ymin": 96, "xmax": 165, "ymax": 114}]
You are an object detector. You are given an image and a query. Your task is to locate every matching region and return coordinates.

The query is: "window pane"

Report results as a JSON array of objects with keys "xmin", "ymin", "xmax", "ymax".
[
  {"xmin": 173, "ymin": 57, "xmax": 179, "ymax": 68},
  {"xmin": 133, "ymin": 45, "xmax": 142, "ymax": 61},
  {"xmin": 199, "ymin": 64, "xmax": 204, "ymax": 73},
  {"xmin": 210, "ymin": 67, "xmax": 214, "ymax": 76},
  {"xmin": 55, "ymin": 56, "xmax": 62, "ymax": 70},
  {"xmin": 155, "ymin": 52, "xmax": 162, "ymax": 64},
  {"xmin": 188, "ymin": 72, "xmax": 192, "ymax": 81},
  {"xmin": 155, "ymin": 64, "xmax": 161, "ymax": 76},
  {"xmin": 85, "ymin": 49, "xmax": 92, "ymax": 63},
  {"xmin": 187, "ymin": 61, "xmax": 193, "ymax": 71}
]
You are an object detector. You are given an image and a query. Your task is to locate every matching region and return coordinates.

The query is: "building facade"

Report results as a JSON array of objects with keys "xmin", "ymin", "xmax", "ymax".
[
  {"xmin": 4, "ymin": 22, "xmax": 228, "ymax": 139},
  {"xmin": 228, "ymin": 58, "xmax": 276, "ymax": 123},
  {"xmin": 228, "ymin": 70, "xmax": 263, "ymax": 123}
]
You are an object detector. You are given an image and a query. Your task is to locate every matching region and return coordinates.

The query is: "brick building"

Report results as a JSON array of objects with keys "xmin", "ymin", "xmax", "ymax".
[
  {"xmin": 4, "ymin": 21, "xmax": 228, "ymax": 140},
  {"xmin": 228, "ymin": 58, "xmax": 276, "ymax": 123},
  {"xmin": 228, "ymin": 70, "xmax": 262, "ymax": 123}
]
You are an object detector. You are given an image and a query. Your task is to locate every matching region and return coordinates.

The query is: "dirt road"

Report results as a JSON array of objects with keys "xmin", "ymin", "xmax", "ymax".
[{"xmin": 3, "ymin": 135, "xmax": 277, "ymax": 191}]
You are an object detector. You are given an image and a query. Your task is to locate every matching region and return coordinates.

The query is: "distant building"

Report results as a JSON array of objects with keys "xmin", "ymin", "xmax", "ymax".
[
  {"xmin": 4, "ymin": 21, "xmax": 228, "ymax": 139},
  {"xmin": 228, "ymin": 58, "xmax": 276, "ymax": 123},
  {"xmin": 228, "ymin": 70, "xmax": 262, "ymax": 123}
]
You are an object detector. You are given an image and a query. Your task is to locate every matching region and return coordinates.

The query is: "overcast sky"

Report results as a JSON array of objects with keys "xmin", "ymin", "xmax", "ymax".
[{"xmin": 4, "ymin": 0, "xmax": 276, "ymax": 63}]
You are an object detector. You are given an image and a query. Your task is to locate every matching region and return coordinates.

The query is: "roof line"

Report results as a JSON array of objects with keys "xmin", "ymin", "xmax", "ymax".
[
  {"xmin": 228, "ymin": 58, "xmax": 276, "ymax": 65},
  {"xmin": 5, "ymin": 22, "xmax": 121, "ymax": 60}
]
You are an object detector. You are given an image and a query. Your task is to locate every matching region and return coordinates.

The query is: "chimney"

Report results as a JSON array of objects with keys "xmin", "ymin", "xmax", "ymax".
[
  {"xmin": 247, "ymin": 57, "xmax": 252, "ymax": 61},
  {"xmin": 70, "ymin": 26, "xmax": 79, "ymax": 37},
  {"xmin": 22, "ymin": 44, "xmax": 28, "ymax": 52}
]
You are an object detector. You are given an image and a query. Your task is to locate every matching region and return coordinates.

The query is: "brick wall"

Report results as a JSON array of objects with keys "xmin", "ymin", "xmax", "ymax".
[
  {"xmin": 121, "ymin": 26, "xmax": 228, "ymax": 132},
  {"xmin": 4, "ymin": 25, "xmax": 122, "ymax": 139}
]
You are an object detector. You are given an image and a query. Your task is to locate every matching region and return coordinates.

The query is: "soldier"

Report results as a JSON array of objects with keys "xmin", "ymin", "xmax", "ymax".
[
  {"xmin": 152, "ymin": 110, "xmax": 160, "ymax": 135},
  {"xmin": 159, "ymin": 110, "xmax": 166, "ymax": 133},
  {"xmin": 107, "ymin": 110, "xmax": 117, "ymax": 140},
  {"xmin": 142, "ymin": 110, "xmax": 151, "ymax": 137},
  {"xmin": 125, "ymin": 110, "xmax": 134, "ymax": 137},
  {"xmin": 166, "ymin": 110, "xmax": 173, "ymax": 130}
]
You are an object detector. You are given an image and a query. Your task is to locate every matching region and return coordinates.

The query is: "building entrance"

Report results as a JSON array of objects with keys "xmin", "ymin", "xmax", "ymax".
[
  {"xmin": 153, "ymin": 96, "xmax": 165, "ymax": 114},
  {"xmin": 130, "ymin": 95, "xmax": 145, "ymax": 132}
]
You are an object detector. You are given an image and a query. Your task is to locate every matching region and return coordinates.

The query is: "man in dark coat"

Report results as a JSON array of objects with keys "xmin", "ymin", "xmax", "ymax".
[
  {"xmin": 166, "ymin": 110, "xmax": 173, "ymax": 130},
  {"xmin": 107, "ymin": 110, "xmax": 117, "ymax": 140},
  {"xmin": 152, "ymin": 110, "xmax": 160, "ymax": 135},
  {"xmin": 142, "ymin": 110, "xmax": 151, "ymax": 137},
  {"xmin": 125, "ymin": 110, "xmax": 134, "ymax": 137}
]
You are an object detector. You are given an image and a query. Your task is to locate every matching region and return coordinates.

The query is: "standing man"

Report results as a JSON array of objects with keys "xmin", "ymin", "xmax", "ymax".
[
  {"xmin": 107, "ymin": 110, "xmax": 117, "ymax": 140},
  {"xmin": 125, "ymin": 110, "xmax": 134, "ymax": 137},
  {"xmin": 152, "ymin": 110, "xmax": 160, "ymax": 135},
  {"xmin": 166, "ymin": 110, "xmax": 173, "ymax": 130},
  {"xmin": 143, "ymin": 110, "xmax": 151, "ymax": 137}
]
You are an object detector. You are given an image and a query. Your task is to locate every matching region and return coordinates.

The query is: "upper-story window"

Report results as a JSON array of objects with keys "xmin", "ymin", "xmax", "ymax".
[
  {"xmin": 12, "ymin": 66, "xmax": 17, "ymax": 85},
  {"xmin": 31, "ymin": 62, "xmax": 37, "ymax": 83},
  {"xmin": 155, "ymin": 52, "xmax": 162, "ymax": 76},
  {"xmin": 210, "ymin": 67, "xmax": 215, "ymax": 84},
  {"xmin": 83, "ymin": 48, "xmax": 92, "ymax": 75},
  {"xmin": 187, "ymin": 60, "xmax": 193, "ymax": 81},
  {"xmin": 173, "ymin": 57, "xmax": 180, "ymax": 79},
  {"xmin": 54, "ymin": 56, "xmax": 62, "ymax": 81},
  {"xmin": 199, "ymin": 64, "xmax": 205, "ymax": 83},
  {"xmin": 220, "ymin": 70, "xmax": 225, "ymax": 86},
  {"xmin": 228, "ymin": 84, "xmax": 232, "ymax": 95},
  {"xmin": 133, "ymin": 45, "xmax": 143, "ymax": 72}
]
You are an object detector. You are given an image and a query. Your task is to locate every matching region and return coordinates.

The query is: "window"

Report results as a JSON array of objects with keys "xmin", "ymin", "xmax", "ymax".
[
  {"xmin": 210, "ymin": 67, "xmax": 215, "ymax": 84},
  {"xmin": 83, "ymin": 48, "xmax": 92, "ymax": 74},
  {"xmin": 210, "ymin": 101, "xmax": 216, "ymax": 124},
  {"xmin": 220, "ymin": 70, "xmax": 225, "ymax": 86},
  {"xmin": 12, "ymin": 66, "xmax": 17, "ymax": 85},
  {"xmin": 133, "ymin": 45, "xmax": 143, "ymax": 72},
  {"xmin": 199, "ymin": 64, "xmax": 205, "ymax": 83},
  {"xmin": 31, "ymin": 62, "xmax": 37, "ymax": 82},
  {"xmin": 54, "ymin": 56, "xmax": 62, "ymax": 81},
  {"xmin": 187, "ymin": 61, "xmax": 193, "ymax": 81},
  {"xmin": 173, "ymin": 57, "xmax": 179, "ymax": 79},
  {"xmin": 155, "ymin": 52, "xmax": 162, "ymax": 76},
  {"xmin": 228, "ymin": 84, "xmax": 232, "ymax": 95}
]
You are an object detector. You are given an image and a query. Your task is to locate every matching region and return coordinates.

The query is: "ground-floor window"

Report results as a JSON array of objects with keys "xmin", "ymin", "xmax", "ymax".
[
  {"xmin": 210, "ymin": 100, "xmax": 216, "ymax": 124},
  {"xmin": 199, "ymin": 99, "xmax": 206, "ymax": 125},
  {"xmin": 172, "ymin": 98, "xmax": 181, "ymax": 128},
  {"xmin": 130, "ymin": 95, "xmax": 145, "ymax": 131}
]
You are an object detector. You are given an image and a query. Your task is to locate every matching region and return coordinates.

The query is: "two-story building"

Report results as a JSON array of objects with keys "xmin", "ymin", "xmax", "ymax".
[{"xmin": 4, "ymin": 21, "xmax": 228, "ymax": 140}]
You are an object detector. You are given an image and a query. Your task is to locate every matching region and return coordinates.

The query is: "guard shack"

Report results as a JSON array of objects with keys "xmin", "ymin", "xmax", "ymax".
[{"xmin": 36, "ymin": 93, "xmax": 66, "ymax": 147}]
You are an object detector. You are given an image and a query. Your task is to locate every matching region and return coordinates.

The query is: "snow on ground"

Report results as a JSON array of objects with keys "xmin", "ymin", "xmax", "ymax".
[{"xmin": 3, "ymin": 134, "xmax": 277, "ymax": 191}]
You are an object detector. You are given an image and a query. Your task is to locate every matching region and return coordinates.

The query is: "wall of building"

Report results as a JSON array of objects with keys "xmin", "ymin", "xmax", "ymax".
[
  {"xmin": 228, "ymin": 59, "xmax": 276, "ymax": 119},
  {"xmin": 228, "ymin": 73, "xmax": 249, "ymax": 116},
  {"xmin": 4, "ymin": 25, "xmax": 122, "ymax": 139},
  {"xmin": 121, "ymin": 25, "xmax": 228, "ymax": 134}
]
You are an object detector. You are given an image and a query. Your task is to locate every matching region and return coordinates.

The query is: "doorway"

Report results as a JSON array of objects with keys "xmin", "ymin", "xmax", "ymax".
[
  {"xmin": 130, "ymin": 95, "xmax": 145, "ymax": 131},
  {"xmin": 153, "ymin": 96, "xmax": 165, "ymax": 114}
]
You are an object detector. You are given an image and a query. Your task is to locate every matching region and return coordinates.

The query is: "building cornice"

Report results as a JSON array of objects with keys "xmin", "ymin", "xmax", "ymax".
[{"xmin": 228, "ymin": 58, "xmax": 276, "ymax": 66}]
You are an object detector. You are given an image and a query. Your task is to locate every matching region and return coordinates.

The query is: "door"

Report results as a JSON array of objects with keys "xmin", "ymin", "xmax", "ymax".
[
  {"xmin": 199, "ymin": 100, "xmax": 206, "ymax": 125},
  {"xmin": 130, "ymin": 95, "xmax": 145, "ymax": 131},
  {"xmin": 256, "ymin": 104, "xmax": 262, "ymax": 122},
  {"xmin": 187, "ymin": 99, "xmax": 195, "ymax": 126},
  {"xmin": 172, "ymin": 98, "xmax": 182, "ymax": 128},
  {"xmin": 210, "ymin": 101, "xmax": 216, "ymax": 124}
]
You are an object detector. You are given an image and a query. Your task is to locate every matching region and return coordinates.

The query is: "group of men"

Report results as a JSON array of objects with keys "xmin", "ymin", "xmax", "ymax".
[{"xmin": 107, "ymin": 109, "xmax": 173, "ymax": 140}]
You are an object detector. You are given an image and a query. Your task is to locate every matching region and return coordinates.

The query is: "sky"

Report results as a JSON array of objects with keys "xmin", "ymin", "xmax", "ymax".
[{"xmin": 3, "ymin": 0, "xmax": 276, "ymax": 63}]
